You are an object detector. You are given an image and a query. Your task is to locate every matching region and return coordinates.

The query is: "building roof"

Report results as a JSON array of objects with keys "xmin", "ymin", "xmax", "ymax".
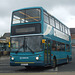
[
  {"xmin": 3, "ymin": 33, "xmax": 10, "ymax": 38},
  {"xmin": 70, "ymin": 28, "xmax": 75, "ymax": 34},
  {"xmin": 0, "ymin": 33, "xmax": 10, "ymax": 39}
]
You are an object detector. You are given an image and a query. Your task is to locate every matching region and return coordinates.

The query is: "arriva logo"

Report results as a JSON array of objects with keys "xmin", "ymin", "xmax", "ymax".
[{"xmin": 20, "ymin": 57, "xmax": 29, "ymax": 59}]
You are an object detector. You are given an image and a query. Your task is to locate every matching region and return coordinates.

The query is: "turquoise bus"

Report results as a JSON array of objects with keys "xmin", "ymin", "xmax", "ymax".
[{"xmin": 10, "ymin": 7, "xmax": 72, "ymax": 68}]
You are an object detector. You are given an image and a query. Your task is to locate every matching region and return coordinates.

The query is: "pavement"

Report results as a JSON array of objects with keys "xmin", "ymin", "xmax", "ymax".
[
  {"xmin": 0, "ymin": 56, "xmax": 10, "ymax": 61},
  {"xmin": 0, "ymin": 72, "xmax": 75, "ymax": 75}
]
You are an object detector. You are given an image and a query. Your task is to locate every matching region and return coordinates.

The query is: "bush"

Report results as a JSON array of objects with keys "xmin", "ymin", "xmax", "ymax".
[{"xmin": 3, "ymin": 51, "xmax": 10, "ymax": 56}]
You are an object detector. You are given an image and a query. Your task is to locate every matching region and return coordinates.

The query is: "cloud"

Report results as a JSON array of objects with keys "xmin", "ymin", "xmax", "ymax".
[
  {"xmin": 0, "ymin": 17, "xmax": 10, "ymax": 36},
  {"xmin": 49, "ymin": 6, "xmax": 71, "ymax": 25},
  {"xmin": 0, "ymin": 0, "xmax": 75, "ymax": 36},
  {"xmin": 65, "ymin": 16, "xmax": 75, "ymax": 28}
]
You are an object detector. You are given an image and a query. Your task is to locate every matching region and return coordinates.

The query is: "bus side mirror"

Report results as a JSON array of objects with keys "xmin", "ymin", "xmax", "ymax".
[
  {"xmin": 9, "ymin": 42, "xmax": 10, "ymax": 47},
  {"xmin": 42, "ymin": 39, "xmax": 46, "ymax": 43}
]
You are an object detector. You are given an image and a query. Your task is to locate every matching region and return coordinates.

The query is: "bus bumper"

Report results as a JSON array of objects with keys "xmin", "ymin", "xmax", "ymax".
[{"xmin": 10, "ymin": 61, "xmax": 45, "ymax": 66}]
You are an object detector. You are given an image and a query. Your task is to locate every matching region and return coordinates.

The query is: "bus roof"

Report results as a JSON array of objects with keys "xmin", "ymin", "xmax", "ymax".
[{"xmin": 13, "ymin": 7, "xmax": 43, "ymax": 12}]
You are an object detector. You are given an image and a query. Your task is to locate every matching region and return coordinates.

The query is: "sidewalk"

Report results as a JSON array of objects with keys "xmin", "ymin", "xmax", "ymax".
[
  {"xmin": 0, "ymin": 72, "xmax": 75, "ymax": 75},
  {"xmin": 0, "ymin": 56, "xmax": 10, "ymax": 65},
  {"xmin": 0, "ymin": 56, "xmax": 10, "ymax": 60}
]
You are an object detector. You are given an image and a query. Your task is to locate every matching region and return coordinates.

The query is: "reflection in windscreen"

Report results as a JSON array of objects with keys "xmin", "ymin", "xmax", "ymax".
[
  {"xmin": 12, "ymin": 8, "xmax": 41, "ymax": 24},
  {"xmin": 11, "ymin": 36, "xmax": 42, "ymax": 52},
  {"xmin": 26, "ymin": 36, "xmax": 42, "ymax": 52},
  {"xmin": 11, "ymin": 37, "xmax": 24, "ymax": 52}
]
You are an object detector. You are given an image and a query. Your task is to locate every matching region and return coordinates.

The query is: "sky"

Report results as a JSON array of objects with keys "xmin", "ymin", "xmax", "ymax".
[{"xmin": 0, "ymin": 0, "xmax": 75, "ymax": 36}]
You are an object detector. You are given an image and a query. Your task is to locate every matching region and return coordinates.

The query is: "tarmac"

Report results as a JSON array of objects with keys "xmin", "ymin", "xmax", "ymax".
[{"xmin": 0, "ymin": 72, "xmax": 75, "ymax": 75}]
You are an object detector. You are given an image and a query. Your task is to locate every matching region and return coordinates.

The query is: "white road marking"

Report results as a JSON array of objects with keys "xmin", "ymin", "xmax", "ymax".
[
  {"xmin": 0, "ymin": 58, "xmax": 10, "ymax": 60},
  {"xmin": 47, "ymin": 67, "xmax": 58, "ymax": 72},
  {"xmin": 0, "ymin": 64, "xmax": 9, "ymax": 66}
]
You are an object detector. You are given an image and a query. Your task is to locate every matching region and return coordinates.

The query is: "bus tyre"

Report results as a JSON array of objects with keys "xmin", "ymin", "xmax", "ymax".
[
  {"xmin": 67, "ymin": 57, "xmax": 69, "ymax": 64},
  {"xmin": 53, "ymin": 58, "xmax": 56, "ymax": 68}
]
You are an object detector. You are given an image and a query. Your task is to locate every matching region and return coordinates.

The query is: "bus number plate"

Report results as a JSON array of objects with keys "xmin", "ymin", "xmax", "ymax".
[{"xmin": 21, "ymin": 64, "xmax": 28, "ymax": 66}]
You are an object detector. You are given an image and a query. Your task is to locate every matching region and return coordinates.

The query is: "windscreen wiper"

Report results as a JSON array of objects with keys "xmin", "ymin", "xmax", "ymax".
[
  {"xmin": 15, "ymin": 44, "xmax": 34, "ymax": 54},
  {"xmin": 26, "ymin": 44, "xmax": 34, "ymax": 53},
  {"xmin": 15, "ymin": 44, "xmax": 24, "ymax": 54},
  {"xmin": 15, "ymin": 38, "xmax": 34, "ymax": 54},
  {"xmin": 15, "ymin": 39, "xmax": 25, "ymax": 54}
]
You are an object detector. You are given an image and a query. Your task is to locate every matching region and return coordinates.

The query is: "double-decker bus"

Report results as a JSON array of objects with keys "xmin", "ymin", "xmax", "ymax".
[{"xmin": 10, "ymin": 7, "xmax": 72, "ymax": 68}]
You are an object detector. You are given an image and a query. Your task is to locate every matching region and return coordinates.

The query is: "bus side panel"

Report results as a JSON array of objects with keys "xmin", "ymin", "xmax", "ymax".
[{"xmin": 51, "ymin": 51, "xmax": 72, "ymax": 66}]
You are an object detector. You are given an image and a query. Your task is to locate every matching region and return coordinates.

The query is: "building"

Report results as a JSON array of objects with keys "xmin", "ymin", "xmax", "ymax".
[
  {"xmin": 70, "ymin": 28, "xmax": 75, "ymax": 51},
  {"xmin": 0, "ymin": 33, "xmax": 10, "ymax": 51}
]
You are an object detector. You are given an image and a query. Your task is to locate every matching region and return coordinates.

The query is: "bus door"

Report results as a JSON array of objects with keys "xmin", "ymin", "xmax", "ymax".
[
  {"xmin": 44, "ymin": 39, "xmax": 51, "ymax": 64},
  {"xmin": 48, "ymin": 40, "xmax": 51, "ymax": 64}
]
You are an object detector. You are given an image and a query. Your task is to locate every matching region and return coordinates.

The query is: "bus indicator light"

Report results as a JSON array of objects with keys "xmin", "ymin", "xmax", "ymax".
[
  {"xmin": 51, "ymin": 54, "xmax": 53, "ymax": 56},
  {"xmin": 42, "ymin": 39, "xmax": 46, "ymax": 43}
]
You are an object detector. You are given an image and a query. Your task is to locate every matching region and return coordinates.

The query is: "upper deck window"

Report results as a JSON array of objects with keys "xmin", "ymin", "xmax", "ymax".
[
  {"xmin": 50, "ymin": 16, "xmax": 55, "ymax": 27},
  {"xmin": 60, "ymin": 23, "xmax": 63, "ymax": 31},
  {"xmin": 44, "ymin": 11, "xmax": 49, "ymax": 24},
  {"xmin": 55, "ymin": 20, "xmax": 60, "ymax": 29},
  {"xmin": 62, "ymin": 25, "xmax": 65, "ymax": 32},
  {"xmin": 12, "ymin": 8, "xmax": 41, "ymax": 24},
  {"xmin": 68, "ymin": 28, "xmax": 70, "ymax": 35},
  {"xmin": 65, "ymin": 27, "xmax": 68, "ymax": 34}
]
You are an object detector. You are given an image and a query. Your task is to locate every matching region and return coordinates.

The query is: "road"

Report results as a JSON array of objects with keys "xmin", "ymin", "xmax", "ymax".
[
  {"xmin": 0, "ymin": 57, "xmax": 58, "ymax": 73},
  {"xmin": 0, "ymin": 49, "xmax": 75, "ymax": 73}
]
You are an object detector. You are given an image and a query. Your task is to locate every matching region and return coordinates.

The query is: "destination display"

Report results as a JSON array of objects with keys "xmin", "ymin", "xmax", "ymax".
[
  {"xmin": 11, "ymin": 23, "xmax": 41, "ymax": 35},
  {"xmin": 16, "ymin": 27, "xmax": 35, "ymax": 33}
]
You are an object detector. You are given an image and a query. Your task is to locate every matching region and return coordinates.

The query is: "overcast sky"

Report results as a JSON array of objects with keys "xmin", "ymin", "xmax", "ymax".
[{"xmin": 0, "ymin": 0, "xmax": 75, "ymax": 36}]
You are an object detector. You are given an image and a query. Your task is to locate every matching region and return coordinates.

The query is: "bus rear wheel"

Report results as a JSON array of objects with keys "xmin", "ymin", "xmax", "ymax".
[
  {"xmin": 53, "ymin": 58, "xmax": 56, "ymax": 68},
  {"xmin": 67, "ymin": 57, "xmax": 69, "ymax": 64}
]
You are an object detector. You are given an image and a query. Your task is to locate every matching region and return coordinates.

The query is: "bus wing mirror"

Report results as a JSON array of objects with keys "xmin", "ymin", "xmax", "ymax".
[
  {"xmin": 9, "ymin": 42, "xmax": 10, "ymax": 47},
  {"xmin": 42, "ymin": 39, "xmax": 46, "ymax": 43}
]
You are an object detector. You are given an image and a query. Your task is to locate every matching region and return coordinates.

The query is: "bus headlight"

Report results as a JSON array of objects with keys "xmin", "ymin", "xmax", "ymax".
[
  {"xmin": 11, "ymin": 57, "xmax": 14, "ymax": 60},
  {"xmin": 36, "ymin": 57, "xmax": 39, "ymax": 60}
]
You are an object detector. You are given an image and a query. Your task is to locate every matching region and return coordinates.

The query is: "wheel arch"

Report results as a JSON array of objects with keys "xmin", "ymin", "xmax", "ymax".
[{"xmin": 53, "ymin": 55, "xmax": 56, "ymax": 60}]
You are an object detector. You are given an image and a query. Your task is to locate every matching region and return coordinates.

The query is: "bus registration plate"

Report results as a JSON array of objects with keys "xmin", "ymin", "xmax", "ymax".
[{"xmin": 21, "ymin": 64, "xmax": 28, "ymax": 66}]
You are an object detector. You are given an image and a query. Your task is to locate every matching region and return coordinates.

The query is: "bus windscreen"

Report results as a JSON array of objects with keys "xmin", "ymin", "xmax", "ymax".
[{"xmin": 11, "ymin": 36, "xmax": 42, "ymax": 52}]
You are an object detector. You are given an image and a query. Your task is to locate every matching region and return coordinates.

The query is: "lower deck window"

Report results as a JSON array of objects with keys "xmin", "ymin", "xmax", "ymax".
[
  {"xmin": 52, "ymin": 41, "xmax": 57, "ymax": 51},
  {"xmin": 66, "ymin": 44, "xmax": 70, "ymax": 52},
  {"xmin": 57, "ymin": 42, "xmax": 61, "ymax": 51},
  {"xmin": 61, "ymin": 43, "xmax": 65, "ymax": 51},
  {"xmin": 52, "ymin": 40, "xmax": 66, "ymax": 51}
]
